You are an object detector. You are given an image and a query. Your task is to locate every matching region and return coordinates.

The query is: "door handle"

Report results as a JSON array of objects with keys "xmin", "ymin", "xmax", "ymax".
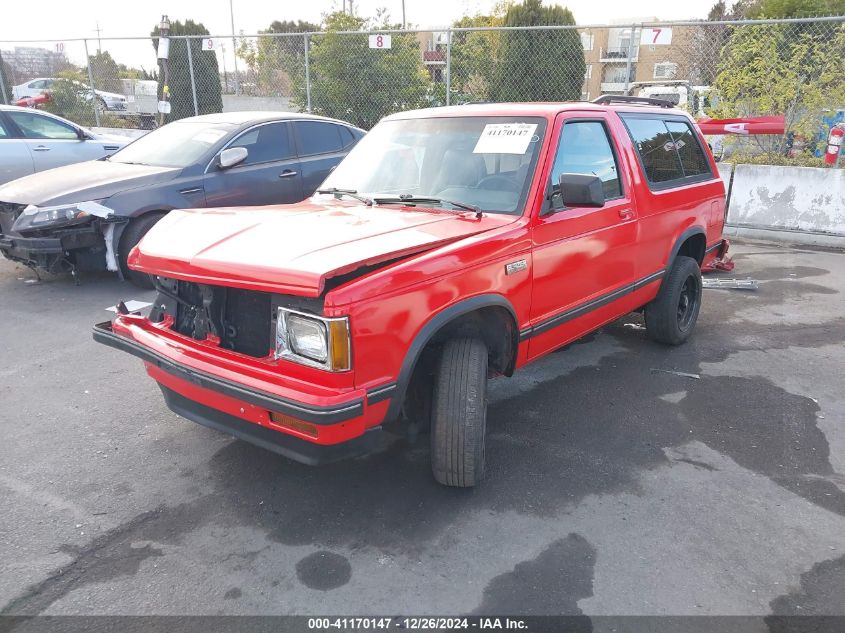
[
  {"xmin": 279, "ymin": 170, "xmax": 298, "ymax": 179},
  {"xmin": 618, "ymin": 208, "xmax": 633, "ymax": 219},
  {"xmin": 32, "ymin": 146, "xmax": 51, "ymax": 152}
]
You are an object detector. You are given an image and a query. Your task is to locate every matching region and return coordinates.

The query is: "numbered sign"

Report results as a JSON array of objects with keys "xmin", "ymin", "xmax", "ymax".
[
  {"xmin": 369, "ymin": 34, "xmax": 392, "ymax": 49},
  {"xmin": 202, "ymin": 38, "xmax": 215, "ymax": 51},
  {"xmin": 55, "ymin": 42, "xmax": 65, "ymax": 54},
  {"xmin": 157, "ymin": 100, "xmax": 172, "ymax": 114},
  {"xmin": 641, "ymin": 27, "xmax": 672, "ymax": 45}
]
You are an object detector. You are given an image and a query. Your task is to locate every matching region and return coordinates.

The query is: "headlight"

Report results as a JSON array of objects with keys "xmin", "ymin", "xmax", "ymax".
[
  {"xmin": 275, "ymin": 308, "xmax": 351, "ymax": 371},
  {"xmin": 12, "ymin": 201, "xmax": 113, "ymax": 234}
]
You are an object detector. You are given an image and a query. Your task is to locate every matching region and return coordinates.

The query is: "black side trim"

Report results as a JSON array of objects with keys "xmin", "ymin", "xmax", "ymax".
[
  {"xmin": 367, "ymin": 383, "xmax": 397, "ymax": 405},
  {"xmin": 93, "ymin": 322, "xmax": 364, "ymax": 425},
  {"xmin": 519, "ymin": 269, "xmax": 665, "ymax": 341},
  {"xmin": 384, "ymin": 294, "xmax": 519, "ymax": 424},
  {"xmin": 160, "ymin": 386, "xmax": 384, "ymax": 465}
]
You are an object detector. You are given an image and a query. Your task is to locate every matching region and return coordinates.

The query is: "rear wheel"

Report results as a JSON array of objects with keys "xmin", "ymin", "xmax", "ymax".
[
  {"xmin": 644, "ymin": 255, "xmax": 702, "ymax": 345},
  {"xmin": 430, "ymin": 337, "xmax": 488, "ymax": 487},
  {"xmin": 119, "ymin": 212, "xmax": 166, "ymax": 289}
]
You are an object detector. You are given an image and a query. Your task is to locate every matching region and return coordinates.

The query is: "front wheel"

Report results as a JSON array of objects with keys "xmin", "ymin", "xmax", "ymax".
[
  {"xmin": 119, "ymin": 213, "xmax": 166, "ymax": 289},
  {"xmin": 644, "ymin": 255, "xmax": 703, "ymax": 345},
  {"xmin": 430, "ymin": 337, "xmax": 488, "ymax": 487}
]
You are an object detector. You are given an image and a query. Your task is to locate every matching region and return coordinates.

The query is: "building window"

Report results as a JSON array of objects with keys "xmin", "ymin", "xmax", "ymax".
[
  {"xmin": 653, "ymin": 62, "xmax": 678, "ymax": 80},
  {"xmin": 581, "ymin": 33, "xmax": 594, "ymax": 51},
  {"xmin": 584, "ymin": 64, "xmax": 592, "ymax": 80}
]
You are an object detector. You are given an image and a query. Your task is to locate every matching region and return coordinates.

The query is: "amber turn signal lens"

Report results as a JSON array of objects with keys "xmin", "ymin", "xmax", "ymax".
[
  {"xmin": 269, "ymin": 412, "xmax": 319, "ymax": 438},
  {"xmin": 328, "ymin": 319, "xmax": 351, "ymax": 371}
]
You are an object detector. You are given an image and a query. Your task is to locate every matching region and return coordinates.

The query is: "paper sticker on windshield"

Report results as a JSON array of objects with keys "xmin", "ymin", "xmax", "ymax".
[
  {"xmin": 192, "ymin": 129, "xmax": 227, "ymax": 145},
  {"xmin": 473, "ymin": 123, "xmax": 538, "ymax": 154}
]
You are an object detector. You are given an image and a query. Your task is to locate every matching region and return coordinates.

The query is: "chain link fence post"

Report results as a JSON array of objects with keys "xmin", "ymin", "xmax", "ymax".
[
  {"xmin": 445, "ymin": 28, "xmax": 452, "ymax": 106},
  {"xmin": 184, "ymin": 37, "xmax": 199, "ymax": 116},
  {"xmin": 83, "ymin": 39, "xmax": 101, "ymax": 127},
  {"xmin": 624, "ymin": 23, "xmax": 637, "ymax": 95},
  {"xmin": 304, "ymin": 33, "xmax": 312, "ymax": 113},
  {"xmin": 0, "ymin": 49, "xmax": 8, "ymax": 105}
]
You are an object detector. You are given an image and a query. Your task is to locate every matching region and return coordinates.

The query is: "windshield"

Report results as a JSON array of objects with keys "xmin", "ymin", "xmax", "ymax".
[
  {"xmin": 109, "ymin": 120, "xmax": 236, "ymax": 168},
  {"xmin": 319, "ymin": 116, "xmax": 547, "ymax": 215}
]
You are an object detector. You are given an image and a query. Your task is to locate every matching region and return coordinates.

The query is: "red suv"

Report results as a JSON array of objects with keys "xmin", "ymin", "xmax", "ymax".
[{"xmin": 95, "ymin": 98, "xmax": 728, "ymax": 487}]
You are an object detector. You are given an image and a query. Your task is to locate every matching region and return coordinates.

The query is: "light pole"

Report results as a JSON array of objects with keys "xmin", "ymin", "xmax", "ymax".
[
  {"xmin": 157, "ymin": 14, "xmax": 171, "ymax": 127},
  {"xmin": 229, "ymin": 0, "xmax": 240, "ymax": 95}
]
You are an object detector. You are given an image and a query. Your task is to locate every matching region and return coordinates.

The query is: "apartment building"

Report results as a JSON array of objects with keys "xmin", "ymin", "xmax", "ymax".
[{"xmin": 581, "ymin": 20, "xmax": 700, "ymax": 100}]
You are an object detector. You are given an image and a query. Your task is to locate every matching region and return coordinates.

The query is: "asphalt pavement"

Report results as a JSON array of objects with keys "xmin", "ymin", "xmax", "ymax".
[{"xmin": 1, "ymin": 240, "xmax": 844, "ymax": 619}]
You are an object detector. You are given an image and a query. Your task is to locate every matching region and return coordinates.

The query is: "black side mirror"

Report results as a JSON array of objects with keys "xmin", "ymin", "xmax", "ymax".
[{"xmin": 559, "ymin": 173, "xmax": 605, "ymax": 208}]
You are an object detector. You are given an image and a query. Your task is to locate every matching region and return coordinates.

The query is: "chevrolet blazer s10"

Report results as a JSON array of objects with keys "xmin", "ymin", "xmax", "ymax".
[{"xmin": 95, "ymin": 97, "xmax": 729, "ymax": 487}]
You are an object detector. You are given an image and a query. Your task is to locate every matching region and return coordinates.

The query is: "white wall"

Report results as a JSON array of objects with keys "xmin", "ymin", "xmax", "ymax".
[{"xmin": 726, "ymin": 164, "xmax": 845, "ymax": 236}]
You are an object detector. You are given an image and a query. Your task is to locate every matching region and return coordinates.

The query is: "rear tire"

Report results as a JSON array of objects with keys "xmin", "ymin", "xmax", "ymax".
[
  {"xmin": 119, "ymin": 213, "xmax": 166, "ymax": 289},
  {"xmin": 644, "ymin": 255, "xmax": 702, "ymax": 345},
  {"xmin": 430, "ymin": 337, "xmax": 488, "ymax": 487}
]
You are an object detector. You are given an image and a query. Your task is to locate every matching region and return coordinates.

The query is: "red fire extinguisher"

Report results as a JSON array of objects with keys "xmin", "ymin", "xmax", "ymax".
[{"xmin": 825, "ymin": 124, "xmax": 844, "ymax": 166}]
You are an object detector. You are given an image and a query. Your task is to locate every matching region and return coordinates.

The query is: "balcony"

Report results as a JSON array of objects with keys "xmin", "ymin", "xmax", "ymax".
[{"xmin": 600, "ymin": 46, "xmax": 638, "ymax": 63}]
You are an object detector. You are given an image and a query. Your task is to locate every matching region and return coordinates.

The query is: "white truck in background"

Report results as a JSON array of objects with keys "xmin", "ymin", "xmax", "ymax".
[{"xmin": 628, "ymin": 80, "xmax": 718, "ymax": 117}]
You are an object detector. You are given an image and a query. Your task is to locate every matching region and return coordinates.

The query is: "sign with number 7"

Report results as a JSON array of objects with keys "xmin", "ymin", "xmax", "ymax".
[{"xmin": 640, "ymin": 27, "xmax": 673, "ymax": 45}]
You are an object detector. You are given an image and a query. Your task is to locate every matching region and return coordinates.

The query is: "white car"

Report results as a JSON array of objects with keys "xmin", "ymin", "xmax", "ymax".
[
  {"xmin": 0, "ymin": 105, "xmax": 129, "ymax": 185},
  {"xmin": 12, "ymin": 78, "xmax": 128, "ymax": 111}
]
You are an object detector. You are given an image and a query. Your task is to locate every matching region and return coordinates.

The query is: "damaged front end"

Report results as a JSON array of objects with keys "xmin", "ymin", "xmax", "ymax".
[{"xmin": 0, "ymin": 200, "xmax": 125, "ymax": 277}]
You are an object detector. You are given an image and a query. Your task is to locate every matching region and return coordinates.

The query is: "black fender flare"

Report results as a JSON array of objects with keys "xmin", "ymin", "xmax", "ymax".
[
  {"xmin": 381, "ymin": 294, "xmax": 519, "ymax": 424},
  {"xmin": 666, "ymin": 226, "xmax": 707, "ymax": 271}
]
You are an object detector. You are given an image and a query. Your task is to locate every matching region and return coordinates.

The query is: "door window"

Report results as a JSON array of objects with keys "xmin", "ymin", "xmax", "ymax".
[
  {"xmin": 294, "ymin": 121, "xmax": 343, "ymax": 156},
  {"xmin": 549, "ymin": 120, "xmax": 622, "ymax": 208},
  {"xmin": 228, "ymin": 122, "xmax": 293, "ymax": 165},
  {"xmin": 7, "ymin": 112, "xmax": 79, "ymax": 140},
  {"xmin": 0, "ymin": 118, "xmax": 10, "ymax": 139}
]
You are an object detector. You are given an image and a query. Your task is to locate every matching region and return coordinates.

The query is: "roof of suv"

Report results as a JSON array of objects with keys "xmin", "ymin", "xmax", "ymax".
[{"xmin": 385, "ymin": 101, "xmax": 688, "ymax": 121}]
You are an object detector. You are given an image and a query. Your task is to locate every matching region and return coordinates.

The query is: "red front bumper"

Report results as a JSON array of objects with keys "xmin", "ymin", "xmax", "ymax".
[{"xmin": 92, "ymin": 319, "xmax": 394, "ymax": 463}]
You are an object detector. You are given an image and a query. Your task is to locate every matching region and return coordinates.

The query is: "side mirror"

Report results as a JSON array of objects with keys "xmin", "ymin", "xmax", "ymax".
[
  {"xmin": 559, "ymin": 173, "xmax": 605, "ymax": 208},
  {"xmin": 76, "ymin": 128, "xmax": 90, "ymax": 141},
  {"xmin": 219, "ymin": 146, "xmax": 248, "ymax": 169}
]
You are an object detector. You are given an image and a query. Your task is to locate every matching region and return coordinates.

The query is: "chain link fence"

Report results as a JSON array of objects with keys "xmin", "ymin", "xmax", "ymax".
[{"xmin": 1, "ymin": 16, "xmax": 843, "ymax": 160}]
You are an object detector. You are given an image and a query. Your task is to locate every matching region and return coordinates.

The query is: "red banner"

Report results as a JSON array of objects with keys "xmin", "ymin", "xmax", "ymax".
[{"xmin": 696, "ymin": 115, "xmax": 785, "ymax": 135}]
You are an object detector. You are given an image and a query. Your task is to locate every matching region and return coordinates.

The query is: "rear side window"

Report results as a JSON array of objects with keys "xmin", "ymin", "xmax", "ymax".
[
  {"xmin": 0, "ymin": 117, "xmax": 9, "ymax": 139},
  {"xmin": 295, "ymin": 121, "xmax": 343, "ymax": 156},
  {"xmin": 621, "ymin": 115, "xmax": 712, "ymax": 188},
  {"xmin": 665, "ymin": 121, "xmax": 711, "ymax": 177}
]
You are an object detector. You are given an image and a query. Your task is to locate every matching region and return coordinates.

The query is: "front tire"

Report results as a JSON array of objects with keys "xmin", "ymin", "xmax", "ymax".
[
  {"xmin": 430, "ymin": 337, "xmax": 488, "ymax": 487},
  {"xmin": 644, "ymin": 255, "xmax": 703, "ymax": 345},
  {"xmin": 119, "ymin": 213, "xmax": 166, "ymax": 289}
]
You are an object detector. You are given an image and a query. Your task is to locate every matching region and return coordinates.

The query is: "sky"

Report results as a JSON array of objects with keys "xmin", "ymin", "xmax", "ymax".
[{"xmin": 1, "ymin": 0, "xmax": 717, "ymax": 70}]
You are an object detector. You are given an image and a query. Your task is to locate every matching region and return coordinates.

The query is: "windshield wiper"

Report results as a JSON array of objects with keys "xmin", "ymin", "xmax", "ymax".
[
  {"xmin": 374, "ymin": 194, "xmax": 482, "ymax": 218},
  {"xmin": 316, "ymin": 187, "xmax": 373, "ymax": 206}
]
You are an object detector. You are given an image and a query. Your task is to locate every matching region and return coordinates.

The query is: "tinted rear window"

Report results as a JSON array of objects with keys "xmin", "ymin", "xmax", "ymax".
[
  {"xmin": 621, "ymin": 115, "xmax": 712, "ymax": 188},
  {"xmin": 295, "ymin": 121, "xmax": 343, "ymax": 156}
]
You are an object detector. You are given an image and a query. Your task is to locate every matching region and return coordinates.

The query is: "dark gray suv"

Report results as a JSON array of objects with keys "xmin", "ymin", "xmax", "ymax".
[{"xmin": 0, "ymin": 111, "xmax": 364, "ymax": 287}]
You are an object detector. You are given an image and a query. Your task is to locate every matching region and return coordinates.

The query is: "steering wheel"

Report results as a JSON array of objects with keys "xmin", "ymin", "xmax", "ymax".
[{"xmin": 476, "ymin": 174, "xmax": 518, "ymax": 191}]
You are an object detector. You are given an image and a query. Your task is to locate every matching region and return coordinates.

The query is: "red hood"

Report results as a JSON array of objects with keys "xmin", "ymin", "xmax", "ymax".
[{"xmin": 129, "ymin": 199, "xmax": 515, "ymax": 296}]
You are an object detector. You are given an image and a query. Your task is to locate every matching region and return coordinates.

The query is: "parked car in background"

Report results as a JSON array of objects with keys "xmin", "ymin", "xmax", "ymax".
[
  {"xmin": 0, "ymin": 111, "xmax": 365, "ymax": 286},
  {"xmin": 0, "ymin": 105, "xmax": 128, "ymax": 185},
  {"xmin": 12, "ymin": 77, "xmax": 128, "ymax": 112},
  {"xmin": 95, "ymin": 97, "xmax": 728, "ymax": 487}
]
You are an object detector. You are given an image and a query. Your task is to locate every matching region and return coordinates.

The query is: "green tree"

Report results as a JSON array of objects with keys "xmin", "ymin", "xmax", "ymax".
[
  {"xmin": 294, "ymin": 11, "xmax": 429, "ymax": 129},
  {"xmin": 88, "ymin": 50, "xmax": 123, "ymax": 93},
  {"xmin": 238, "ymin": 19, "xmax": 319, "ymax": 96},
  {"xmin": 712, "ymin": 20, "xmax": 845, "ymax": 155},
  {"xmin": 151, "ymin": 19, "xmax": 223, "ymax": 123},
  {"xmin": 449, "ymin": 11, "xmax": 507, "ymax": 103},
  {"xmin": 748, "ymin": 0, "xmax": 845, "ymax": 16},
  {"xmin": 490, "ymin": 0, "xmax": 585, "ymax": 102}
]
